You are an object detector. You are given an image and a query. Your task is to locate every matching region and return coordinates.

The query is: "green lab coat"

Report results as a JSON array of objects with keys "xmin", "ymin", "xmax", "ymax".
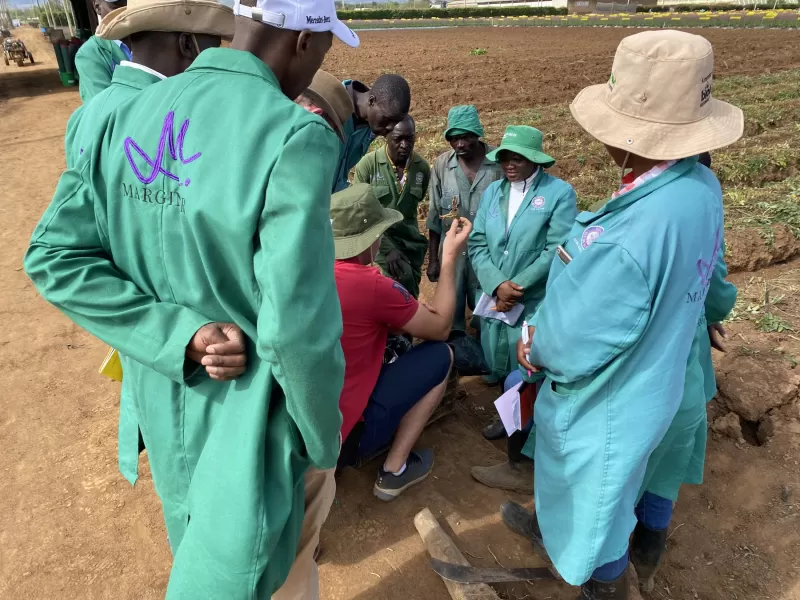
[
  {"xmin": 427, "ymin": 146, "xmax": 503, "ymax": 331},
  {"xmin": 469, "ymin": 171, "xmax": 577, "ymax": 380},
  {"xmin": 353, "ymin": 148, "xmax": 430, "ymax": 297},
  {"xmin": 66, "ymin": 65, "xmax": 161, "ymax": 168},
  {"xmin": 63, "ymin": 64, "xmax": 164, "ymax": 486},
  {"xmin": 26, "ymin": 48, "xmax": 345, "ymax": 599},
  {"xmin": 75, "ymin": 36, "xmax": 130, "ymax": 103},
  {"xmin": 332, "ymin": 79, "xmax": 375, "ymax": 192}
]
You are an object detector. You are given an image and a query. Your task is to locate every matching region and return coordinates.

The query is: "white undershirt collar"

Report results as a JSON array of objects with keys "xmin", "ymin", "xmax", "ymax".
[
  {"xmin": 119, "ymin": 60, "xmax": 167, "ymax": 81},
  {"xmin": 507, "ymin": 168, "xmax": 539, "ymax": 231}
]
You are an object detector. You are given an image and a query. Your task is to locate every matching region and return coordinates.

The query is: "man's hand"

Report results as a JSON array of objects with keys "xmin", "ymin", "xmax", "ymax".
[
  {"xmin": 442, "ymin": 217, "xmax": 473, "ymax": 263},
  {"xmin": 708, "ymin": 323, "xmax": 728, "ymax": 352},
  {"xmin": 426, "ymin": 258, "xmax": 441, "ymax": 283},
  {"xmin": 186, "ymin": 322, "xmax": 247, "ymax": 381},
  {"xmin": 496, "ymin": 281, "xmax": 524, "ymax": 306},
  {"xmin": 496, "ymin": 299, "xmax": 513, "ymax": 313},
  {"xmin": 386, "ymin": 249, "xmax": 410, "ymax": 280},
  {"xmin": 516, "ymin": 325, "xmax": 539, "ymax": 373}
]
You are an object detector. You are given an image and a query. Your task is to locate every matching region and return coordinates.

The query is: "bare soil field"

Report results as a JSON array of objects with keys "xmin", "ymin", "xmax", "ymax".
[{"xmin": 2, "ymin": 25, "xmax": 799, "ymax": 600}]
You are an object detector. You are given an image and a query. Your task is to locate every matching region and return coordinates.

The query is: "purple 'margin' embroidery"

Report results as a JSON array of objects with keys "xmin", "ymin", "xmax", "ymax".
[
  {"xmin": 696, "ymin": 226, "xmax": 722, "ymax": 287},
  {"xmin": 124, "ymin": 111, "xmax": 201, "ymax": 186}
]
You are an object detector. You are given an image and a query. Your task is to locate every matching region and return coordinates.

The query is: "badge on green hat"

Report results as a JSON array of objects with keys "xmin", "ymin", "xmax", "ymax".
[
  {"xmin": 330, "ymin": 184, "xmax": 403, "ymax": 260},
  {"xmin": 486, "ymin": 125, "xmax": 556, "ymax": 168}
]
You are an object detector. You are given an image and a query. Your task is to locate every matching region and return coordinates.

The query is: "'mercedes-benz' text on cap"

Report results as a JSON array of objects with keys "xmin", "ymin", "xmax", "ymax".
[{"xmin": 233, "ymin": 0, "xmax": 359, "ymax": 47}]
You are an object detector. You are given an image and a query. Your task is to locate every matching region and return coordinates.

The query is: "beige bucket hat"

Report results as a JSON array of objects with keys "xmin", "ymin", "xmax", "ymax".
[
  {"xmin": 570, "ymin": 30, "xmax": 744, "ymax": 161},
  {"xmin": 98, "ymin": 0, "xmax": 234, "ymax": 41},
  {"xmin": 302, "ymin": 70, "xmax": 355, "ymax": 141}
]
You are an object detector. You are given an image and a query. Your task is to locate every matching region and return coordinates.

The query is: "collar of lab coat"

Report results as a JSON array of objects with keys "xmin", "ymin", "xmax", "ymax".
[
  {"xmin": 185, "ymin": 47, "xmax": 279, "ymax": 89},
  {"xmin": 498, "ymin": 167, "xmax": 546, "ymax": 234},
  {"xmin": 575, "ymin": 157, "xmax": 698, "ymax": 225}
]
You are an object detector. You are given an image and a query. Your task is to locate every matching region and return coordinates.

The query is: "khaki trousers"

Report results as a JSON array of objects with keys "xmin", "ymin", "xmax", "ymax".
[{"xmin": 272, "ymin": 468, "xmax": 336, "ymax": 600}]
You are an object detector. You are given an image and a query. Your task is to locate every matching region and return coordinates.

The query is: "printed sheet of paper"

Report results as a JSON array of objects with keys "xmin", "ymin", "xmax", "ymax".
[
  {"xmin": 473, "ymin": 293, "xmax": 525, "ymax": 326},
  {"xmin": 494, "ymin": 381, "xmax": 523, "ymax": 436}
]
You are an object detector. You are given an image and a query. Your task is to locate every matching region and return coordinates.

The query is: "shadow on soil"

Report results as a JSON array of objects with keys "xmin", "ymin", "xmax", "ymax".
[{"xmin": 0, "ymin": 67, "xmax": 75, "ymax": 100}]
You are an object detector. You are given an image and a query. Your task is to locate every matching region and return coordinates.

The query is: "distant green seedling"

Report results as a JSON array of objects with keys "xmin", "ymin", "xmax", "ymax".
[{"xmin": 470, "ymin": 48, "xmax": 487, "ymax": 56}]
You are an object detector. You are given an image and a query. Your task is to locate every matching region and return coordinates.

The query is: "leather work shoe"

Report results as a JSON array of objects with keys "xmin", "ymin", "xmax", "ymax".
[
  {"xmin": 483, "ymin": 418, "xmax": 507, "ymax": 440},
  {"xmin": 471, "ymin": 460, "xmax": 533, "ymax": 494}
]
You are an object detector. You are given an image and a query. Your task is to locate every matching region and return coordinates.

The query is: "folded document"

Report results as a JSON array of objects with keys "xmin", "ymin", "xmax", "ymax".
[{"xmin": 473, "ymin": 293, "xmax": 525, "ymax": 326}]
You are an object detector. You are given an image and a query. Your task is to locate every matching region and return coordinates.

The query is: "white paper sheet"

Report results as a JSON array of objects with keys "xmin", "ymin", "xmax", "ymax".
[
  {"xmin": 473, "ymin": 293, "xmax": 525, "ymax": 326},
  {"xmin": 494, "ymin": 381, "xmax": 523, "ymax": 436}
]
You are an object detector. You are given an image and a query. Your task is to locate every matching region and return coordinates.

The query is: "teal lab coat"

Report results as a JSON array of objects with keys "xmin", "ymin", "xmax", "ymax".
[
  {"xmin": 527, "ymin": 158, "xmax": 724, "ymax": 585},
  {"xmin": 63, "ymin": 64, "xmax": 164, "ymax": 486},
  {"xmin": 332, "ymin": 80, "xmax": 375, "ymax": 192},
  {"xmin": 25, "ymin": 48, "xmax": 344, "ymax": 599},
  {"xmin": 640, "ymin": 234, "xmax": 737, "ymax": 502},
  {"xmin": 75, "ymin": 36, "xmax": 131, "ymax": 103},
  {"xmin": 468, "ymin": 171, "xmax": 577, "ymax": 380}
]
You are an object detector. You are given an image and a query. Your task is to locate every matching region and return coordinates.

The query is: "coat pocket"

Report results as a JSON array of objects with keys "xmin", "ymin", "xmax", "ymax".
[
  {"xmin": 533, "ymin": 380, "xmax": 577, "ymax": 453},
  {"xmin": 373, "ymin": 185, "xmax": 393, "ymax": 206}
]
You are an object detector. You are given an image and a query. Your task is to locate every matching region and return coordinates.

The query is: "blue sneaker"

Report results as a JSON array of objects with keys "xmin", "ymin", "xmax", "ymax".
[{"xmin": 373, "ymin": 449, "xmax": 434, "ymax": 502}]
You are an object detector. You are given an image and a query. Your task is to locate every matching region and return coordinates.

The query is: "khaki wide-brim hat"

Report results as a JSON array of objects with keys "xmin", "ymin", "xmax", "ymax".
[
  {"xmin": 331, "ymin": 184, "xmax": 402, "ymax": 260},
  {"xmin": 98, "ymin": 0, "xmax": 235, "ymax": 41},
  {"xmin": 304, "ymin": 70, "xmax": 354, "ymax": 142},
  {"xmin": 570, "ymin": 30, "xmax": 744, "ymax": 160}
]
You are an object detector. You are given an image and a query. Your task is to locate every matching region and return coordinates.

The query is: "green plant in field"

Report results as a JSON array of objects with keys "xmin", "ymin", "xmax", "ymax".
[
  {"xmin": 757, "ymin": 313, "xmax": 793, "ymax": 333},
  {"xmin": 470, "ymin": 48, "xmax": 487, "ymax": 56}
]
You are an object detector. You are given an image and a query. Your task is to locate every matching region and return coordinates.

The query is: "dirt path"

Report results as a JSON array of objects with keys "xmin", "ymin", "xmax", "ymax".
[{"xmin": 1, "ymin": 24, "xmax": 799, "ymax": 600}]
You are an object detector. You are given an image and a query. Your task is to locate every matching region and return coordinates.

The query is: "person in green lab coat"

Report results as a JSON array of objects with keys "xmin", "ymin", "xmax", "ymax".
[
  {"xmin": 75, "ymin": 0, "xmax": 131, "ymax": 102},
  {"xmin": 427, "ymin": 105, "xmax": 504, "ymax": 333},
  {"xmin": 25, "ymin": 0, "xmax": 360, "ymax": 596},
  {"xmin": 64, "ymin": 0, "xmax": 235, "ymax": 490},
  {"xmin": 332, "ymin": 74, "xmax": 411, "ymax": 192},
  {"xmin": 353, "ymin": 115, "xmax": 430, "ymax": 298},
  {"xmin": 66, "ymin": 0, "xmax": 234, "ymax": 168},
  {"xmin": 468, "ymin": 125, "xmax": 577, "ymax": 384}
]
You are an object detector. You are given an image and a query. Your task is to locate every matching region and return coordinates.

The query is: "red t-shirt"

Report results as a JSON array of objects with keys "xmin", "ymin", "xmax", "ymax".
[{"xmin": 334, "ymin": 258, "xmax": 419, "ymax": 439}]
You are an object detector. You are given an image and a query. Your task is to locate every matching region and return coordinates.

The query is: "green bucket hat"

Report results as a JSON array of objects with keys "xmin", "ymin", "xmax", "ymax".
[
  {"xmin": 331, "ymin": 183, "xmax": 403, "ymax": 260},
  {"xmin": 444, "ymin": 105, "xmax": 485, "ymax": 140},
  {"xmin": 487, "ymin": 125, "xmax": 556, "ymax": 168}
]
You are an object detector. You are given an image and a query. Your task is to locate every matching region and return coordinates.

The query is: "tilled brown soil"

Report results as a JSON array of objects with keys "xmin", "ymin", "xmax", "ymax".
[
  {"xmin": 323, "ymin": 27, "xmax": 800, "ymax": 119},
  {"xmin": 2, "ymin": 24, "xmax": 800, "ymax": 600}
]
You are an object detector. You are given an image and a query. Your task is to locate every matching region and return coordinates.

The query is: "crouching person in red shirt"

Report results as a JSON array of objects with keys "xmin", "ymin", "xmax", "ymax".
[{"xmin": 332, "ymin": 183, "xmax": 471, "ymax": 501}]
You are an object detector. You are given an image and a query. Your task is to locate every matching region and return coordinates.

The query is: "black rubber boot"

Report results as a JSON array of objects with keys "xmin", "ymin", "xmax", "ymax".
[
  {"xmin": 579, "ymin": 569, "xmax": 629, "ymax": 600},
  {"xmin": 507, "ymin": 429, "xmax": 532, "ymax": 463},
  {"xmin": 630, "ymin": 521, "xmax": 668, "ymax": 592},
  {"xmin": 500, "ymin": 501, "xmax": 560, "ymax": 579}
]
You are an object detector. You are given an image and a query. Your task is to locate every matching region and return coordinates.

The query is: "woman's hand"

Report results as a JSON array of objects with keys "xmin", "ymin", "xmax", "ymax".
[
  {"xmin": 496, "ymin": 281, "xmax": 524, "ymax": 306},
  {"xmin": 516, "ymin": 325, "xmax": 539, "ymax": 373}
]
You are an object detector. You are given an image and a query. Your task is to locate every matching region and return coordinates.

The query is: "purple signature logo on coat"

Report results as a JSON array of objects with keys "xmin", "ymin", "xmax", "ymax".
[
  {"xmin": 696, "ymin": 226, "xmax": 722, "ymax": 287},
  {"xmin": 124, "ymin": 111, "xmax": 201, "ymax": 187}
]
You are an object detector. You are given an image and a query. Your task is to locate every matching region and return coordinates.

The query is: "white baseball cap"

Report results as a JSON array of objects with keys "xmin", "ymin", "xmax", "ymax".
[{"xmin": 232, "ymin": 0, "xmax": 359, "ymax": 47}]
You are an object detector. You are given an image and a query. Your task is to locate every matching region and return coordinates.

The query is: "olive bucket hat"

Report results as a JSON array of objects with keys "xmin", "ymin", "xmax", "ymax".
[
  {"xmin": 331, "ymin": 184, "xmax": 403, "ymax": 260},
  {"xmin": 569, "ymin": 30, "xmax": 743, "ymax": 160},
  {"xmin": 444, "ymin": 105, "xmax": 485, "ymax": 139},
  {"xmin": 486, "ymin": 125, "xmax": 556, "ymax": 168}
]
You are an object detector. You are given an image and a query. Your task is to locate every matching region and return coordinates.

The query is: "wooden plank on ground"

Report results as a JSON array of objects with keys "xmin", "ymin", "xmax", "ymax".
[{"xmin": 414, "ymin": 507, "xmax": 500, "ymax": 600}]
